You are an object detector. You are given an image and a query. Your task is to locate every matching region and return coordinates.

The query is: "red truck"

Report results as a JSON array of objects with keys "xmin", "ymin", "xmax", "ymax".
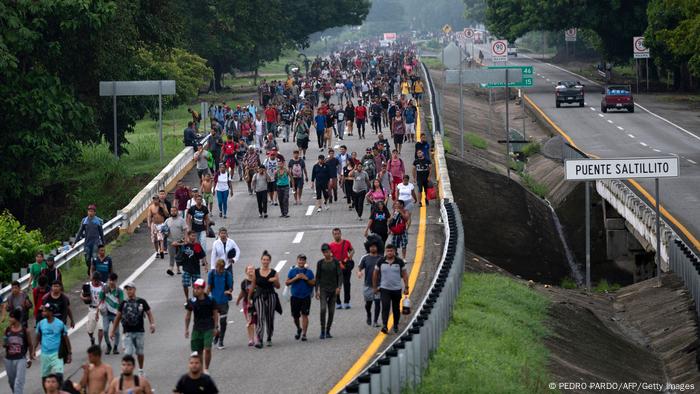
[{"xmin": 601, "ymin": 85, "xmax": 634, "ymax": 113}]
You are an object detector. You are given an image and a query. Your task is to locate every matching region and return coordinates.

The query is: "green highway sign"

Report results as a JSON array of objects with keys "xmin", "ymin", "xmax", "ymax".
[{"xmin": 481, "ymin": 65, "xmax": 534, "ymax": 88}]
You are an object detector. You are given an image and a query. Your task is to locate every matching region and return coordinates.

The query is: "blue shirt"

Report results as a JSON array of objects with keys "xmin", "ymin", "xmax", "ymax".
[
  {"xmin": 207, "ymin": 270, "xmax": 233, "ymax": 305},
  {"xmin": 36, "ymin": 318, "xmax": 66, "ymax": 355},
  {"xmin": 91, "ymin": 256, "xmax": 112, "ymax": 283},
  {"xmin": 314, "ymin": 115, "xmax": 326, "ymax": 131},
  {"xmin": 403, "ymin": 107, "xmax": 416, "ymax": 124},
  {"xmin": 287, "ymin": 266, "xmax": 315, "ymax": 298}
]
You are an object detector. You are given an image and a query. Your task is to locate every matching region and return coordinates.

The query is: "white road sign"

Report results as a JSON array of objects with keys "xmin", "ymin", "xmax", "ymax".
[
  {"xmin": 633, "ymin": 36, "xmax": 650, "ymax": 58},
  {"xmin": 464, "ymin": 28, "xmax": 474, "ymax": 40},
  {"xmin": 491, "ymin": 40, "xmax": 508, "ymax": 62},
  {"xmin": 99, "ymin": 80, "xmax": 176, "ymax": 96},
  {"xmin": 565, "ymin": 28, "xmax": 577, "ymax": 42},
  {"xmin": 565, "ymin": 157, "xmax": 679, "ymax": 180}
]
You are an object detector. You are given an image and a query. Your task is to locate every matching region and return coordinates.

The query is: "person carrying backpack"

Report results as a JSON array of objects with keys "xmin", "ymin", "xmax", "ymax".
[
  {"xmin": 109, "ymin": 282, "xmax": 155, "ymax": 375},
  {"xmin": 389, "ymin": 200, "xmax": 411, "ymax": 261},
  {"xmin": 207, "ymin": 260, "xmax": 233, "ymax": 350},
  {"xmin": 288, "ymin": 150, "xmax": 308, "ymax": 205}
]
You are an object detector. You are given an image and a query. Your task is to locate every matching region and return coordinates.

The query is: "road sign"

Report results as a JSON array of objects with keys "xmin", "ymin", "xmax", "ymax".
[
  {"xmin": 446, "ymin": 68, "xmax": 523, "ymax": 85},
  {"xmin": 564, "ymin": 157, "xmax": 679, "ymax": 180},
  {"xmin": 442, "ymin": 24, "xmax": 452, "ymax": 34},
  {"xmin": 491, "ymin": 40, "xmax": 508, "ymax": 62},
  {"xmin": 99, "ymin": 80, "xmax": 176, "ymax": 96},
  {"xmin": 383, "ymin": 32, "xmax": 397, "ymax": 42},
  {"xmin": 442, "ymin": 42, "xmax": 462, "ymax": 69},
  {"xmin": 464, "ymin": 28, "xmax": 474, "ymax": 40},
  {"xmin": 481, "ymin": 65, "xmax": 533, "ymax": 88},
  {"xmin": 565, "ymin": 28, "xmax": 577, "ymax": 42},
  {"xmin": 633, "ymin": 36, "xmax": 650, "ymax": 58}
]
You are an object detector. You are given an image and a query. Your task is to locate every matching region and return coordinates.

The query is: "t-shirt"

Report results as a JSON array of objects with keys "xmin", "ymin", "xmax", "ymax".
[
  {"xmin": 413, "ymin": 158, "xmax": 431, "ymax": 177},
  {"xmin": 207, "ymin": 270, "xmax": 233, "ymax": 305},
  {"xmin": 30, "ymin": 261, "xmax": 47, "ymax": 288},
  {"xmin": 118, "ymin": 298, "xmax": 151, "ymax": 333},
  {"xmin": 186, "ymin": 295, "xmax": 217, "ymax": 331},
  {"xmin": 41, "ymin": 293, "xmax": 70, "ymax": 323},
  {"xmin": 36, "ymin": 318, "xmax": 66, "ymax": 355},
  {"xmin": 195, "ymin": 150, "xmax": 211, "ymax": 170},
  {"xmin": 352, "ymin": 171, "xmax": 370, "ymax": 193},
  {"xmin": 359, "ymin": 255, "xmax": 382, "ymax": 287},
  {"xmin": 325, "ymin": 158, "xmax": 339, "ymax": 178},
  {"xmin": 175, "ymin": 187, "xmax": 191, "ymax": 210},
  {"xmin": 187, "ymin": 205, "xmax": 209, "ymax": 233},
  {"xmin": 88, "ymin": 282, "xmax": 104, "ymax": 308},
  {"xmin": 288, "ymin": 159, "xmax": 305, "ymax": 179},
  {"xmin": 396, "ymin": 183, "xmax": 415, "ymax": 202},
  {"xmin": 4, "ymin": 326, "xmax": 29, "ymax": 359},
  {"xmin": 165, "ymin": 216, "xmax": 187, "ymax": 243},
  {"xmin": 180, "ymin": 243, "xmax": 206, "ymax": 274},
  {"xmin": 375, "ymin": 258, "xmax": 407, "ymax": 291},
  {"xmin": 403, "ymin": 106, "xmax": 416, "ymax": 124},
  {"xmin": 328, "ymin": 240, "xmax": 353, "ymax": 263},
  {"xmin": 4, "ymin": 292, "xmax": 30, "ymax": 323},
  {"xmin": 355, "ymin": 106, "xmax": 367, "ymax": 120},
  {"xmin": 415, "ymin": 142, "xmax": 430, "ymax": 159},
  {"xmin": 314, "ymin": 114, "xmax": 326, "ymax": 131},
  {"xmin": 287, "ymin": 267, "xmax": 315, "ymax": 299},
  {"xmin": 99, "ymin": 286, "xmax": 124, "ymax": 315},
  {"xmin": 174, "ymin": 374, "xmax": 219, "ymax": 394},
  {"xmin": 91, "ymin": 256, "xmax": 112, "ymax": 283},
  {"xmin": 370, "ymin": 207, "xmax": 390, "ymax": 235}
]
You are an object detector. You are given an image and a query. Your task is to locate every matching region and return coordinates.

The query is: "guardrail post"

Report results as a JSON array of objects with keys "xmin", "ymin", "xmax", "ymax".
[
  {"xmin": 368, "ymin": 365, "xmax": 382, "ymax": 394},
  {"xmin": 403, "ymin": 334, "xmax": 415, "ymax": 389},
  {"xmin": 396, "ymin": 342, "xmax": 407, "ymax": 389},
  {"xmin": 379, "ymin": 356, "xmax": 391, "ymax": 394},
  {"xmin": 388, "ymin": 349, "xmax": 400, "ymax": 394},
  {"xmin": 410, "ymin": 325, "xmax": 423, "ymax": 385},
  {"xmin": 358, "ymin": 373, "xmax": 371, "ymax": 394},
  {"xmin": 12, "ymin": 272, "xmax": 19, "ymax": 282}
]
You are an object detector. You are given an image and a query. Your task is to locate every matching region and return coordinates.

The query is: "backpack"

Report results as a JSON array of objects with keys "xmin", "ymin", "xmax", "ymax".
[
  {"xmin": 291, "ymin": 161, "xmax": 303, "ymax": 178},
  {"xmin": 363, "ymin": 158, "xmax": 376, "ymax": 179},
  {"xmin": 389, "ymin": 212, "xmax": 406, "ymax": 235},
  {"xmin": 120, "ymin": 299, "xmax": 143, "ymax": 328}
]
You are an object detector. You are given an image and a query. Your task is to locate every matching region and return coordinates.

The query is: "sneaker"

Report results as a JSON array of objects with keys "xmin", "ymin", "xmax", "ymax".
[
  {"xmin": 217, "ymin": 342, "xmax": 225, "ymax": 350},
  {"xmin": 366, "ymin": 317, "xmax": 371, "ymax": 326},
  {"xmin": 106, "ymin": 345, "xmax": 112, "ymax": 355},
  {"xmin": 259, "ymin": 214, "xmax": 263, "ymax": 218},
  {"xmin": 264, "ymin": 214, "xmax": 268, "ymax": 218},
  {"xmin": 344, "ymin": 303, "xmax": 351, "ymax": 309},
  {"xmin": 166, "ymin": 269, "xmax": 174, "ymax": 276},
  {"xmin": 319, "ymin": 331, "xmax": 326, "ymax": 340},
  {"xmin": 316, "ymin": 208, "xmax": 322, "ymax": 213},
  {"xmin": 393, "ymin": 326, "xmax": 399, "ymax": 334},
  {"xmin": 295, "ymin": 328, "xmax": 302, "ymax": 340},
  {"xmin": 301, "ymin": 335, "xmax": 307, "ymax": 341},
  {"xmin": 112, "ymin": 349, "xmax": 120, "ymax": 355},
  {"xmin": 248, "ymin": 341, "xmax": 254, "ymax": 347},
  {"xmin": 223, "ymin": 214, "xmax": 227, "ymax": 219},
  {"xmin": 336, "ymin": 304, "xmax": 343, "ymax": 309},
  {"xmin": 319, "ymin": 148, "xmax": 323, "ymax": 152},
  {"xmin": 177, "ymin": 270, "xmax": 182, "ymax": 275},
  {"xmin": 381, "ymin": 326, "xmax": 388, "ymax": 334},
  {"xmin": 325, "ymin": 332, "xmax": 333, "ymax": 339},
  {"xmin": 159, "ymin": 252, "xmax": 164, "ymax": 259},
  {"xmin": 254, "ymin": 343, "xmax": 263, "ymax": 349},
  {"xmin": 266, "ymin": 340, "xmax": 272, "ymax": 347},
  {"xmin": 219, "ymin": 212, "xmax": 223, "ymax": 217}
]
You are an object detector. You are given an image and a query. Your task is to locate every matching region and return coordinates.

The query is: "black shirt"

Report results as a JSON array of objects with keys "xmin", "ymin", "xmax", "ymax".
[
  {"xmin": 325, "ymin": 158, "xmax": 339, "ymax": 179},
  {"xmin": 413, "ymin": 158, "xmax": 432, "ymax": 177},
  {"xmin": 254, "ymin": 268, "xmax": 277, "ymax": 296},
  {"xmin": 312, "ymin": 163, "xmax": 329, "ymax": 185},
  {"xmin": 41, "ymin": 293, "xmax": 70, "ymax": 323},
  {"xmin": 186, "ymin": 296, "xmax": 217, "ymax": 331},
  {"xmin": 118, "ymin": 298, "xmax": 151, "ymax": 333},
  {"xmin": 187, "ymin": 205, "xmax": 209, "ymax": 233},
  {"xmin": 370, "ymin": 206, "xmax": 390, "ymax": 235},
  {"xmin": 180, "ymin": 243, "xmax": 206, "ymax": 274},
  {"xmin": 174, "ymin": 373, "xmax": 219, "ymax": 394}
]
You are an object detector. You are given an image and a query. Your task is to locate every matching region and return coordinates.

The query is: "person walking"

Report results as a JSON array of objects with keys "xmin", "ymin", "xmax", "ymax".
[
  {"xmin": 412, "ymin": 149, "xmax": 432, "ymax": 207},
  {"xmin": 106, "ymin": 354, "xmax": 152, "ymax": 394},
  {"xmin": 209, "ymin": 227, "xmax": 241, "ymax": 273},
  {"xmin": 248, "ymin": 251, "xmax": 280, "ymax": 348},
  {"xmin": 288, "ymin": 150, "xmax": 308, "ymax": 205},
  {"xmin": 173, "ymin": 353, "xmax": 219, "ymax": 394},
  {"xmin": 41, "ymin": 281, "xmax": 74, "ymax": 328},
  {"xmin": 90, "ymin": 245, "xmax": 113, "ymax": 283},
  {"xmin": 29, "ymin": 251, "xmax": 47, "ymax": 296},
  {"xmin": 252, "ymin": 165, "xmax": 271, "ymax": 218},
  {"xmin": 285, "ymin": 254, "xmax": 315, "ymax": 342},
  {"xmin": 395, "ymin": 175, "xmax": 418, "ymax": 212},
  {"xmin": 329, "ymin": 229, "xmax": 355, "ymax": 309},
  {"xmin": 165, "ymin": 206, "xmax": 187, "ymax": 276},
  {"xmin": 35, "ymin": 303, "xmax": 71, "ymax": 385},
  {"xmin": 186, "ymin": 195, "xmax": 210, "ymax": 247},
  {"xmin": 354, "ymin": 100, "xmax": 367, "ymax": 139},
  {"xmin": 349, "ymin": 163, "xmax": 371, "ymax": 220},
  {"xmin": 372, "ymin": 244, "xmax": 409, "ymax": 334},
  {"xmin": 358, "ymin": 238, "xmax": 383, "ymax": 327},
  {"xmin": 74, "ymin": 204, "xmax": 105, "ymax": 278},
  {"xmin": 344, "ymin": 101, "xmax": 355, "ymax": 137},
  {"xmin": 77, "ymin": 345, "xmax": 113, "ymax": 394},
  {"xmin": 213, "ymin": 164, "xmax": 233, "ymax": 219},
  {"xmin": 315, "ymin": 244, "xmax": 342, "ymax": 339},
  {"xmin": 276, "ymin": 163, "xmax": 291, "ymax": 218},
  {"xmin": 109, "ymin": 282, "xmax": 156, "ymax": 375},
  {"xmin": 1, "ymin": 281, "xmax": 32, "ymax": 328},
  {"xmin": 80, "ymin": 272, "xmax": 105, "ymax": 347},
  {"xmin": 390, "ymin": 200, "xmax": 412, "ymax": 261},
  {"xmin": 243, "ymin": 146, "xmax": 261, "ymax": 195},
  {"xmin": 177, "ymin": 230, "xmax": 207, "ymax": 301},
  {"xmin": 99, "ymin": 273, "xmax": 124, "ymax": 355},
  {"xmin": 311, "ymin": 155, "xmax": 330, "ymax": 213},
  {"xmin": 293, "ymin": 117, "xmax": 310, "ymax": 159},
  {"xmin": 184, "ymin": 279, "xmax": 219, "ymax": 373},
  {"xmin": 3, "ymin": 309, "xmax": 33, "ymax": 394},
  {"xmin": 207, "ymin": 260, "xmax": 233, "ymax": 349},
  {"xmin": 235, "ymin": 265, "xmax": 257, "ymax": 347},
  {"xmin": 365, "ymin": 200, "xmax": 391, "ymax": 244}
]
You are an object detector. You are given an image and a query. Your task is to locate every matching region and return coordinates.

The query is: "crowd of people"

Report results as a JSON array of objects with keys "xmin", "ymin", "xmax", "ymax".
[{"xmin": 2, "ymin": 40, "xmax": 433, "ymax": 394}]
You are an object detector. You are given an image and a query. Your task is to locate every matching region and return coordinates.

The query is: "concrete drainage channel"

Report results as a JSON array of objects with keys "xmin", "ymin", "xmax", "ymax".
[{"xmin": 339, "ymin": 61, "xmax": 465, "ymax": 393}]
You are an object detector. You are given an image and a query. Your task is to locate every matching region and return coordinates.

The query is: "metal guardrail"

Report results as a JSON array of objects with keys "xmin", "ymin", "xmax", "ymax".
[{"xmin": 670, "ymin": 240, "xmax": 700, "ymax": 316}]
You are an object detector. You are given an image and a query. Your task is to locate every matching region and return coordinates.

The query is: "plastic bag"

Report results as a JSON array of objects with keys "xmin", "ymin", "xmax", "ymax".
[{"xmin": 282, "ymin": 285, "xmax": 291, "ymax": 302}]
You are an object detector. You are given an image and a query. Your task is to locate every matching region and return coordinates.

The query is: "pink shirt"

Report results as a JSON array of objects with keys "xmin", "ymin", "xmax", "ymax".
[{"xmin": 387, "ymin": 158, "xmax": 405, "ymax": 179}]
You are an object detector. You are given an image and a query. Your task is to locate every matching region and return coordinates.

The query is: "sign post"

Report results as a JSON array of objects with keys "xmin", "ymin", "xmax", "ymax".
[
  {"xmin": 100, "ymin": 80, "xmax": 177, "ymax": 160},
  {"xmin": 633, "ymin": 36, "xmax": 650, "ymax": 93},
  {"xmin": 464, "ymin": 28, "xmax": 475, "ymax": 63},
  {"xmin": 565, "ymin": 157, "xmax": 680, "ymax": 290},
  {"xmin": 442, "ymin": 43, "xmax": 465, "ymax": 157}
]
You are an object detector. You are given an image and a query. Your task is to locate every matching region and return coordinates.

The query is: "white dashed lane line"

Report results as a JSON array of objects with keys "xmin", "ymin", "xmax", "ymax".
[
  {"xmin": 640, "ymin": 142, "xmax": 648, "ymax": 147},
  {"xmin": 305, "ymin": 205, "xmax": 315, "ymax": 216},
  {"xmin": 292, "ymin": 232, "xmax": 304, "ymax": 243},
  {"xmin": 274, "ymin": 260, "xmax": 287, "ymax": 272},
  {"xmin": 590, "ymin": 107, "xmax": 596, "ymax": 111},
  {"xmin": 617, "ymin": 126, "xmax": 624, "ymax": 131},
  {"xmin": 689, "ymin": 159, "xmax": 698, "ymax": 165},
  {"xmin": 628, "ymin": 134, "xmax": 636, "ymax": 139},
  {"xmin": 653, "ymin": 149, "xmax": 661, "ymax": 153},
  {"xmin": 598, "ymin": 114, "xmax": 604, "ymax": 118},
  {"xmin": 607, "ymin": 119, "xmax": 613, "ymax": 124}
]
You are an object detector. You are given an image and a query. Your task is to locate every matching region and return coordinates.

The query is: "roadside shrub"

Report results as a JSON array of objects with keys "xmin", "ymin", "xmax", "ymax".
[
  {"xmin": 0, "ymin": 211, "xmax": 59, "ymax": 283},
  {"xmin": 522, "ymin": 142, "xmax": 541, "ymax": 157},
  {"xmin": 560, "ymin": 277, "xmax": 577, "ymax": 289},
  {"xmin": 466, "ymin": 133, "xmax": 488, "ymax": 150}
]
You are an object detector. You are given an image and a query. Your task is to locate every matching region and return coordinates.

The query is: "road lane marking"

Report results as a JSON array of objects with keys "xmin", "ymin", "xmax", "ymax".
[
  {"xmin": 305, "ymin": 205, "xmax": 315, "ymax": 216},
  {"xmin": 653, "ymin": 149, "xmax": 661, "ymax": 153},
  {"xmin": 524, "ymin": 93, "xmax": 700, "ymax": 252},
  {"xmin": 590, "ymin": 107, "xmax": 596, "ymax": 111},
  {"xmin": 598, "ymin": 114, "xmax": 604, "ymax": 118},
  {"xmin": 633, "ymin": 103, "xmax": 700, "ymax": 142},
  {"xmin": 292, "ymin": 232, "xmax": 304, "ymax": 243},
  {"xmin": 617, "ymin": 126, "xmax": 624, "ymax": 131},
  {"xmin": 689, "ymin": 159, "xmax": 698, "ymax": 165},
  {"xmin": 607, "ymin": 119, "xmax": 613, "ymax": 124},
  {"xmin": 640, "ymin": 142, "xmax": 648, "ymax": 147},
  {"xmin": 274, "ymin": 260, "xmax": 287, "ymax": 272},
  {"xmin": 628, "ymin": 134, "xmax": 635, "ymax": 139},
  {"xmin": 584, "ymin": 102, "xmax": 588, "ymax": 106}
]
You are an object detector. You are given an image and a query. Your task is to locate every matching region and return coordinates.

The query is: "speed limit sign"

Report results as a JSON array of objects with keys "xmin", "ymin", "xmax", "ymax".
[
  {"xmin": 464, "ymin": 28, "xmax": 474, "ymax": 40},
  {"xmin": 565, "ymin": 28, "xmax": 577, "ymax": 42},
  {"xmin": 491, "ymin": 39, "xmax": 508, "ymax": 62},
  {"xmin": 633, "ymin": 36, "xmax": 650, "ymax": 58}
]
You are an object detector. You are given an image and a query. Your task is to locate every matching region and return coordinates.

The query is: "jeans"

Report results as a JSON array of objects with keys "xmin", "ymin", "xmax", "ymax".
[
  {"xmin": 337, "ymin": 120, "xmax": 345, "ymax": 139},
  {"xmin": 356, "ymin": 119, "xmax": 366, "ymax": 138},
  {"xmin": 317, "ymin": 130, "xmax": 324, "ymax": 149},
  {"xmin": 103, "ymin": 312, "xmax": 120, "ymax": 350},
  {"xmin": 216, "ymin": 190, "xmax": 228, "ymax": 216},
  {"xmin": 318, "ymin": 288, "xmax": 337, "ymax": 332},
  {"xmin": 380, "ymin": 289, "xmax": 402, "ymax": 329},
  {"xmin": 196, "ymin": 231, "xmax": 206, "ymax": 247},
  {"xmin": 277, "ymin": 186, "xmax": 290, "ymax": 216},
  {"xmin": 371, "ymin": 116, "xmax": 381, "ymax": 134},
  {"xmin": 256, "ymin": 191, "xmax": 268, "ymax": 214},
  {"xmin": 84, "ymin": 242, "xmax": 98, "ymax": 276},
  {"xmin": 4, "ymin": 358, "xmax": 27, "ymax": 394},
  {"xmin": 335, "ymin": 268, "xmax": 353, "ymax": 305},
  {"xmin": 352, "ymin": 189, "xmax": 366, "ymax": 218}
]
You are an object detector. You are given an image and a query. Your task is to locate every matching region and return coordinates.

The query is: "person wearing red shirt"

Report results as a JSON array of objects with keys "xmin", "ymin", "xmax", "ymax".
[
  {"xmin": 354, "ymin": 101, "xmax": 367, "ymax": 139},
  {"xmin": 328, "ymin": 228, "xmax": 355, "ymax": 309},
  {"xmin": 174, "ymin": 180, "xmax": 191, "ymax": 218},
  {"xmin": 264, "ymin": 105, "xmax": 278, "ymax": 136}
]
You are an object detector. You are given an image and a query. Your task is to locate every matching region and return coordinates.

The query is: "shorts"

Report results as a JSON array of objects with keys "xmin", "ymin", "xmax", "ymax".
[
  {"xmin": 290, "ymin": 296, "xmax": 311, "ymax": 318},
  {"xmin": 124, "ymin": 332, "xmax": 145, "ymax": 356},
  {"xmin": 293, "ymin": 177, "xmax": 304, "ymax": 190},
  {"xmin": 315, "ymin": 183, "xmax": 329, "ymax": 200},
  {"xmin": 202, "ymin": 192, "xmax": 213, "ymax": 205},
  {"xmin": 191, "ymin": 329, "xmax": 214, "ymax": 351},
  {"xmin": 40, "ymin": 352, "xmax": 64, "ymax": 377},
  {"xmin": 267, "ymin": 181, "xmax": 277, "ymax": 193},
  {"xmin": 87, "ymin": 308, "xmax": 103, "ymax": 334},
  {"xmin": 324, "ymin": 128, "xmax": 332, "ymax": 140},
  {"xmin": 414, "ymin": 93, "xmax": 423, "ymax": 100},
  {"xmin": 182, "ymin": 271, "xmax": 201, "ymax": 288},
  {"xmin": 392, "ymin": 232, "xmax": 409, "ymax": 249},
  {"xmin": 151, "ymin": 223, "xmax": 164, "ymax": 243},
  {"xmin": 393, "ymin": 134, "xmax": 405, "ymax": 145},
  {"xmin": 406, "ymin": 123, "xmax": 416, "ymax": 134},
  {"xmin": 363, "ymin": 286, "xmax": 380, "ymax": 302},
  {"xmin": 297, "ymin": 138, "xmax": 309, "ymax": 150}
]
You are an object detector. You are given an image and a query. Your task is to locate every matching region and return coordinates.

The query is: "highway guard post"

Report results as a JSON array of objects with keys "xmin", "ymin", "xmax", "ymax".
[{"xmin": 565, "ymin": 157, "xmax": 680, "ymax": 291}]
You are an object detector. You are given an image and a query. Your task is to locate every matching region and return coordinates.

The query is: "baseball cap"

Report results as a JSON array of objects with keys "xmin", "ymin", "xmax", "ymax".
[
  {"xmin": 87, "ymin": 204, "xmax": 97, "ymax": 210},
  {"xmin": 321, "ymin": 243, "xmax": 331, "ymax": 251},
  {"xmin": 123, "ymin": 281, "xmax": 136, "ymax": 289},
  {"xmin": 193, "ymin": 279, "xmax": 206, "ymax": 288}
]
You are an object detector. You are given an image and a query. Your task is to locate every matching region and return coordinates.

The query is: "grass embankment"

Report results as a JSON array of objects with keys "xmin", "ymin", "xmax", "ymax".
[
  {"xmin": 418, "ymin": 273, "xmax": 553, "ymax": 394},
  {"xmin": 422, "ymin": 57, "xmax": 446, "ymax": 70}
]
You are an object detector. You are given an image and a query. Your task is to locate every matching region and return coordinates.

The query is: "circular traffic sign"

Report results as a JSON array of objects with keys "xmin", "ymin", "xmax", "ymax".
[
  {"xmin": 492, "ymin": 40, "xmax": 507, "ymax": 56},
  {"xmin": 464, "ymin": 28, "xmax": 474, "ymax": 39},
  {"xmin": 634, "ymin": 37, "xmax": 646, "ymax": 52},
  {"xmin": 565, "ymin": 28, "xmax": 576, "ymax": 38}
]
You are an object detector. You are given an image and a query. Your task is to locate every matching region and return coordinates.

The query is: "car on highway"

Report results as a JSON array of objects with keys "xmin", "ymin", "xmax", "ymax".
[
  {"xmin": 601, "ymin": 85, "xmax": 634, "ymax": 113},
  {"xmin": 554, "ymin": 80, "xmax": 585, "ymax": 107},
  {"xmin": 507, "ymin": 44, "xmax": 518, "ymax": 57}
]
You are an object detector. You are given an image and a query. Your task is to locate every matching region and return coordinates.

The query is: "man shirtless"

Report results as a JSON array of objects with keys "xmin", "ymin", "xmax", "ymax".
[
  {"xmin": 200, "ymin": 173, "xmax": 214, "ymax": 212},
  {"xmin": 107, "ymin": 355, "xmax": 152, "ymax": 394},
  {"xmin": 78, "ymin": 345, "xmax": 113, "ymax": 394},
  {"xmin": 147, "ymin": 195, "xmax": 168, "ymax": 259}
]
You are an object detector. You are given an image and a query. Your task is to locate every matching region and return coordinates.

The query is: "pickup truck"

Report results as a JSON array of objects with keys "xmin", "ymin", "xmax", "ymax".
[
  {"xmin": 507, "ymin": 45, "xmax": 518, "ymax": 57},
  {"xmin": 555, "ymin": 81, "xmax": 584, "ymax": 107},
  {"xmin": 601, "ymin": 85, "xmax": 634, "ymax": 113}
]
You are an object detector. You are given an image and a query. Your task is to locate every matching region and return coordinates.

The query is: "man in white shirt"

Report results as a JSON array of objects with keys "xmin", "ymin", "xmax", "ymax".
[{"xmin": 210, "ymin": 227, "xmax": 241, "ymax": 272}]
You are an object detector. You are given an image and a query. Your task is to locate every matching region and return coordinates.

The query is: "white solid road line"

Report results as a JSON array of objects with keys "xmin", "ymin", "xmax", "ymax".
[
  {"xmin": 653, "ymin": 149, "xmax": 662, "ymax": 153},
  {"xmin": 628, "ymin": 134, "xmax": 636, "ymax": 139},
  {"xmin": 275, "ymin": 260, "xmax": 287, "ymax": 272},
  {"xmin": 305, "ymin": 205, "xmax": 315, "ymax": 216},
  {"xmin": 598, "ymin": 114, "xmax": 604, "ymax": 118},
  {"xmin": 0, "ymin": 253, "xmax": 159, "ymax": 380},
  {"xmin": 640, "ymin": 142, "xmax": 648, "ymax": 147},
  {"xmin": 617, "ymin": 126, "xmax": 624, "ymax": 131},
  {"xmin": 292, "ymin": 232, "xmax": 304, "ymax": 243},
  {"xmin": 607, "ymin": 119, "xmax": 613, "ymax": 124}
]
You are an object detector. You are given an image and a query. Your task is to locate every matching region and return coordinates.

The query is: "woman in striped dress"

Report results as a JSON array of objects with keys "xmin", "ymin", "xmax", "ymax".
[{"xmin": 248, "ymin": 251, "xmax": 280, "ymax": 348}]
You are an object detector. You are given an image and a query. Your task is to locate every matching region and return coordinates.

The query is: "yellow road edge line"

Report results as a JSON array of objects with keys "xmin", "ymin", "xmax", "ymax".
[
  {"xmin": 523, "ymin": 94, "xmax": 700, "ymax": 251},
  {"xmin": 328, "ymin": 104, "xmax": 429, "ymax": 394}
]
